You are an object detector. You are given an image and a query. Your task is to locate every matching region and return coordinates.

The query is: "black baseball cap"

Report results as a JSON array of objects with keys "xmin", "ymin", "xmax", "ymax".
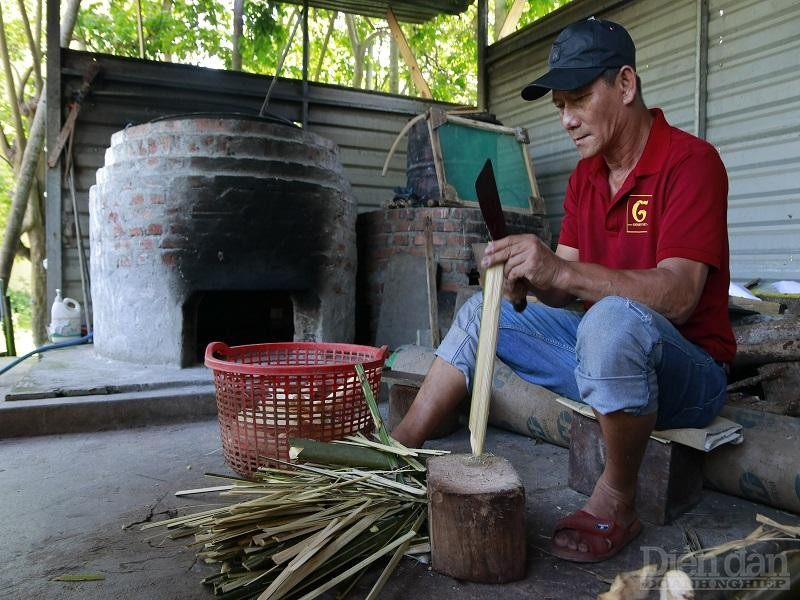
[{"xmin": 521, "ymin": 17, "xmax": 635, "ymax": 101}]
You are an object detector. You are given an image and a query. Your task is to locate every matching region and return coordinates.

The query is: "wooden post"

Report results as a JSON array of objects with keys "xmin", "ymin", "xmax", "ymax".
[
  {"xmin": 386, "ymin": 8, "xmax": 432, "ymax": 99},
  {"xmin": 0, "ymin": 279, "xmax": 16, "ymax": 356},
  {"xmin": 45, "ymin": 0, "xmax": 62, "ymax": 310},
  {"xmin": 477, "ymin": 0, "xmax": 488, "ymax": 110},
  {"xmin": 301, "ymin": 0, "xmax": 309, "ymax": 128},
  {"xmin": 428, "ymin": 454, "xmax": 526, "ymax": 582},
  {"xmin": 468, "ymin": 262, "xmax": 503, "ymax": 455},
  {"xmin": 424, "ymin": 216, "xmax": 439, "ymax": 347}
]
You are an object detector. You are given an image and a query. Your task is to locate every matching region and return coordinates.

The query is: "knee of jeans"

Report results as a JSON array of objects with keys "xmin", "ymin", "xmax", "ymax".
[
  {"xmin": 456, "ymin": 291, "xmax": 483, "ymax": 320},
  {"xmin": 576, "ymin": 296, "xmax": 658, "ymax": 371}
]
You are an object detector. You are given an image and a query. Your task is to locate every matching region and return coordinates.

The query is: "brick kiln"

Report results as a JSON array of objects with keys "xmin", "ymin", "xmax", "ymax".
[
  {"xmin": 357, "ymin": 207, "xmax": 551, "ymax": 345},
  {"xmin": 89, "ymin": 116, "xmax": 356, "ymax": 366}
]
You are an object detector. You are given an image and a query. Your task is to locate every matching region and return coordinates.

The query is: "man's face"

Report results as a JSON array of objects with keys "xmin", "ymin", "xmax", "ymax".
[{"xmin": 551, "ymin": 76, "xmax": 622, "ymax": 159}]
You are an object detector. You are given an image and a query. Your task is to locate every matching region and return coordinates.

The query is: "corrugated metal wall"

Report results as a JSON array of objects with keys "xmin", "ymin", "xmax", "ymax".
[
  {"xmin": 486, "ymin": 0, "xmax": 800, "ymax": 282},
  {"xmin": 57, "ymin": 49, "xmax": 454, "ymax": 303},
  {"xmin": 706, "ymin": 0, "xmax": 800, "ymax": 281}
]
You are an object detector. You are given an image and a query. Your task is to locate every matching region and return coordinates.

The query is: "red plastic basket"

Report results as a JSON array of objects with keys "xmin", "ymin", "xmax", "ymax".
[{"xmin": 205, "ymin": 341, "xmax": 389, "ymax": 478}]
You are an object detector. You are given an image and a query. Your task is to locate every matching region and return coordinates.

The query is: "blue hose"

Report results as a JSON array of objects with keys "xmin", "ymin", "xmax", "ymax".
[{"xmin": 0, "ymin": 333, "xmax": 93, "ymax": 376}]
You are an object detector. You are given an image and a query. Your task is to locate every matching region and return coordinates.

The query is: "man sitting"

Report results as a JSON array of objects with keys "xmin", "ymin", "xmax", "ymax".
[{"xmin": 391, "ymin": 16, "xmax": 735, "ymax": 563}]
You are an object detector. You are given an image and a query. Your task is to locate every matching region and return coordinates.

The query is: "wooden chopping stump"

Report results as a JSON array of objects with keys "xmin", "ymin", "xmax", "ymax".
[{"xmin": 427, "ymin": 453, "xmax": 526, "ymax": 583}]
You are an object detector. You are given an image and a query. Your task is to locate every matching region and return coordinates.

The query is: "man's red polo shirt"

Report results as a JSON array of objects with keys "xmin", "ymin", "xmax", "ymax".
[{"xmin": 558, "ymin": 108, "xmax": 736, "ymax": 362}]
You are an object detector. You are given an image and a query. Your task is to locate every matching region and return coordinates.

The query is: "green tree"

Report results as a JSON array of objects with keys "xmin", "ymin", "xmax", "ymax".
[
  {"xmin": 0, "ymin": 0, "xmax": 49, "ymax": 347},
  {"xmin": 70, "ymin": 1, "xmax": 570, "ymax": 105},
  {"xmin": 74, "ymin": 0, "xmax": 231, "ymax": 64},
  {"xmin": 0, "ymin": 0, "xmax": 569, "ymax": 353}
]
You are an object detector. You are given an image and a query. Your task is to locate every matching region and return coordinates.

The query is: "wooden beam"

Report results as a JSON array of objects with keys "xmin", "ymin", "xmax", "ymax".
[
  {"xmin": 45, "ymin": 0, "xmax": 62, "ymax": 310},
  {"xmin": 424, "ymin": 215, "xmax": 439, "ymax": 347},
  {"xmin": 386, "ymin": 8, "xmax": 432, "ymax": 99},
  {"xmin": 498, "ymin": 0, "xmax": 525, "ymax": 39},
  {"xmin": 476, "ymin": 0, "xmax": 488, "ymax": 109},
  {"xmin": 302, "ymin": 0, "xmax": 309, "ymax": 127}
]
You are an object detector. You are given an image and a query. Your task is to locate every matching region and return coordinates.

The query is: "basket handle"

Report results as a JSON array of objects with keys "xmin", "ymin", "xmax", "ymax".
[{"xmin": 205, "ymin": 341, "xmax": 230, "ymax": 362}]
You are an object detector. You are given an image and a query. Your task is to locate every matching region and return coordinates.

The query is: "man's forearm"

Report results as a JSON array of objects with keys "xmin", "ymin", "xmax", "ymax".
[
  {"xmin": 526, "ymin": 284, "xmax": 577, "ymax": 308},
  {"xmin": 553, "ymin": 260, "xmax": 703, "ymax": 324}
]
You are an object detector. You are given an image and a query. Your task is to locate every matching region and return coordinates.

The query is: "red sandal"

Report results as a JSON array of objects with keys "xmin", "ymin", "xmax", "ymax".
[{"xmin": 550, "ymin": 509, "xmax": 642, "ymax": 563}]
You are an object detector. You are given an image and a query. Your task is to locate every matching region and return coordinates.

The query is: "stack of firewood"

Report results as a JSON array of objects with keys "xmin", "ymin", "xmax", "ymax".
[{"xmin": 728, "ymin": 295, "xmax": 800, "ymax": 417}]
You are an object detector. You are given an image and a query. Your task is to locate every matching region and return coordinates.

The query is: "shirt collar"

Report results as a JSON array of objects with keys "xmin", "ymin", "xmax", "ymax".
[{"xmin": 633, "ymin": 108, "xmax": 671, "ymax": 177}]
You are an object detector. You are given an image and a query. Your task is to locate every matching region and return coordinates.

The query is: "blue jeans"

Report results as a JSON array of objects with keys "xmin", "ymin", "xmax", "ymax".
[{"xmin": 436, "ymin": 294, "xmax": 727, "ymax": 429}]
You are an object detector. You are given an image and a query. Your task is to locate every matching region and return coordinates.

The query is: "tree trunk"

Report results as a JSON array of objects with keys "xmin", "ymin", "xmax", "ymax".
[
  {"xmin": 28, "ymin": 178, "xmax": 47, "ymax": 345},
  {"xmin": 0, "ymin": 98, "xmax": 45, "ymax": 287},
  {"xmin": 313, "ymin": 11, "xmax": 336, "ymax": 82},
  {"xmin": 345, "ymin": 14, "xmax": 363, "ymax": 88},
  {"xmin": 364, "ymin": 44, "xmax": 373, "ymax": 90},
  {"xmin": 0, "ymin": 0, "xmax": 82, "ymax": 335},
  {"xmin": 0, "ymin": 4, "xmax": 27, "ymax": 162},
  {"xmin": 232, "ymin": 0, "xmax": 243, "ymax": 70},
  {"xmin": 60, "ymin": 0, "xmax": 82, "ymax": 46},
  {"xmin": 389, "ymin": 37, "xmax": 399, "ymax": 94},
  {"xmin": 427, "ymin": 454, "xmax": 526, "ymax": 583}
]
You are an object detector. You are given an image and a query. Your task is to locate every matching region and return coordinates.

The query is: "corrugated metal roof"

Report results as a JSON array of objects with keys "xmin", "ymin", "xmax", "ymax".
[{"xmin": 280, "ymin": 0, "xmax": 472, "ymax": 23}]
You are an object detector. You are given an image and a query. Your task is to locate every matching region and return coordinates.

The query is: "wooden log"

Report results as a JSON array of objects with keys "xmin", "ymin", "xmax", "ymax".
[
  {"xmin": 388, "ymin": 384, "xmax": 460, "ymax": 439},
  {"xmin": 728, "ymin": 296, "xmax": 784, "ymax": 315},
  {"xmin": 733, "ymin": 319, "xmax": 800, "ymax": 366},
  {"xmin": 760, "ymin": 361, "xmax": 800, "ymax": 417},
  {"xmin": 427, "ymin": 453, "xmax": 526, "ymax": 583}
]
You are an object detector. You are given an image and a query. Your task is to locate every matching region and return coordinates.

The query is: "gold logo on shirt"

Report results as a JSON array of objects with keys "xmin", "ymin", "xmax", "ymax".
[{"xmin": 627, "ymin": 195, "xmax": 651, "ymax": 234}]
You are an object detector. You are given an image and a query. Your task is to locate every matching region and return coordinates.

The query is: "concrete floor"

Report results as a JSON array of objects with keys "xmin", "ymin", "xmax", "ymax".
[{"xmin": 2, "ymin": 414, "xmax": 797, "ymax": 600}]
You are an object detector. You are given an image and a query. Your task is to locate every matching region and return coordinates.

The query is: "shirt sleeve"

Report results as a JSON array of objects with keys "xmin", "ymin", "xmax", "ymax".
[
  {"xmin": 558, "ymin": 171, "xmax": 580, "ymax": 249},
  {"xmin": 656, "ymin": 146, "xmax": 728, "ymax": 269}
]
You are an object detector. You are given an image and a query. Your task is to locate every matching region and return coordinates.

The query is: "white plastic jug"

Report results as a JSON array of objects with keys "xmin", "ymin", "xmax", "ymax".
[{"xmin": 48, "ymin": 289, "xmax": 82, "ymax": 341}]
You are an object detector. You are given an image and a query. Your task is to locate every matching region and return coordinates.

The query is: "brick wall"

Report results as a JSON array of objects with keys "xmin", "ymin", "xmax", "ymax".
[{"xmin": 356, "ymin": 207, "xmax": 551, "ymax": 345}]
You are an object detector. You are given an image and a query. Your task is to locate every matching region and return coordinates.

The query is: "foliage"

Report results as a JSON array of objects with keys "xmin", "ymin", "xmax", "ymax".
[
  {"xmin": 407, "ymin": 5, "xmax": 478, "ymax": 104},
  {"xmin": 0, "ymin": 0, "xmax": 42, "ymax": 233},
  {"xmin": 516, "ymin": 0, "xmax": 571, "ymax": 35},
  {"xmin": 67, "ymin": 1, "xmax": 569, "ymax": 106},
  {"xmin": 74, "ymin": 0, "xmax": 231, "ymax": 64},
  {"xmin": 8, "ymin": 285, "xmax": 32, "ymax": 331},
  {"xmin": 238, "ymin": 1, "xmax": 293, "ymax": 74}
]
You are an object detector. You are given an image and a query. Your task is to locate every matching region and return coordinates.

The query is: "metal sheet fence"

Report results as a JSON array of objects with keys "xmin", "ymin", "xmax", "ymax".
[{"xmin": 486, "ymin": 0, "xmax": 800, "ymax": 282}]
